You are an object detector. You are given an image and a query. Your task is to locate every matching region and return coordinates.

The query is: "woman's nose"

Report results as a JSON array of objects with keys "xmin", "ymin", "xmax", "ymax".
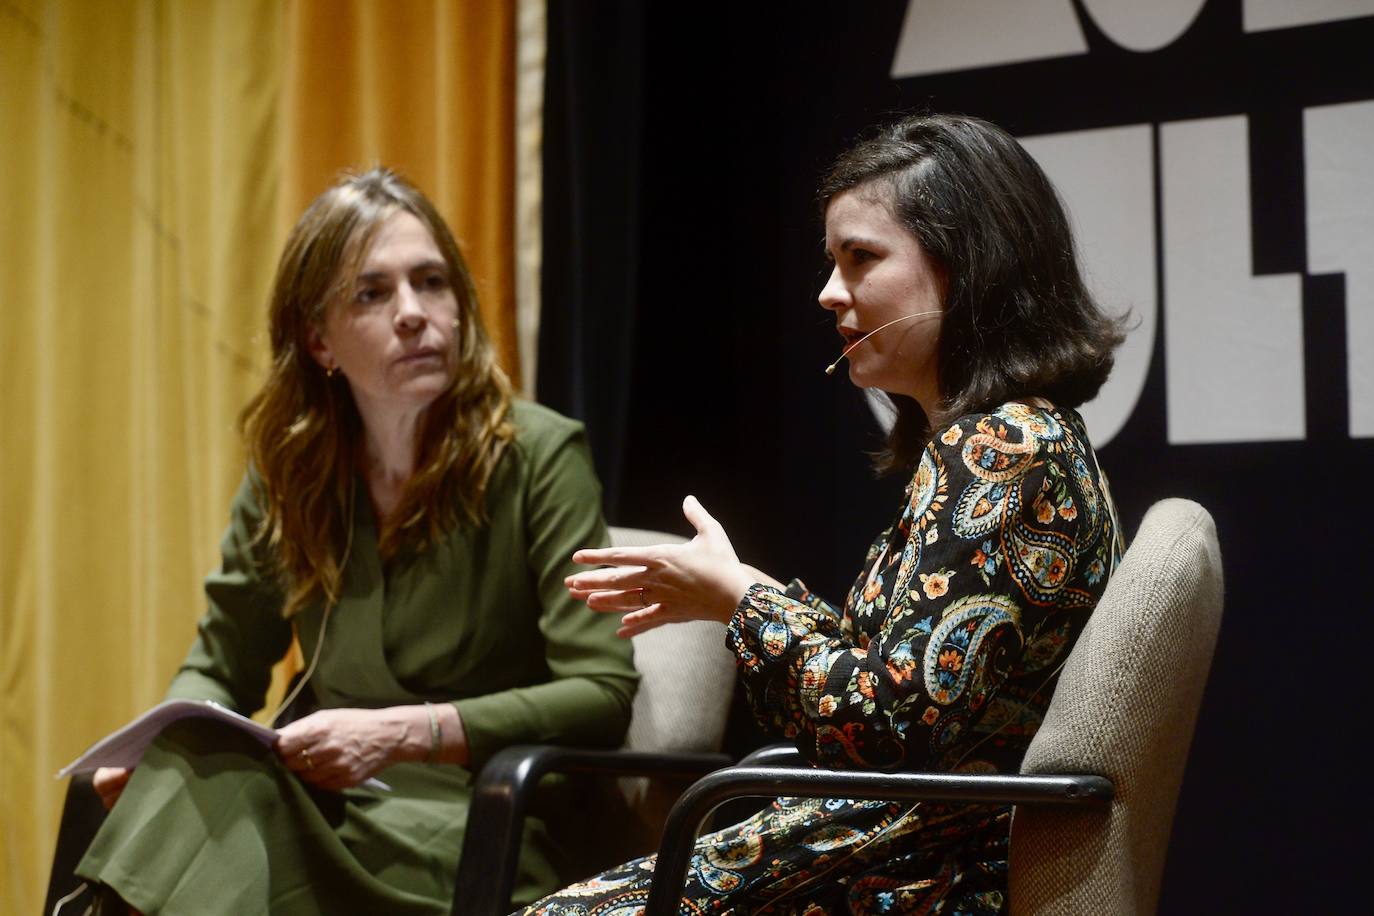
[
  {"xmin": 818, "ymin": 266, "xmax": 849, "ymax": 312},
  {"xmin": 393, "ymin": 283, "xmax": 426, "ymax": 331}
]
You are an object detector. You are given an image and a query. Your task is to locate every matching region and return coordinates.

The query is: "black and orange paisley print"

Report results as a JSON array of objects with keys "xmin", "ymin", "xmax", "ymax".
[{"xmin": 520, "ymin": 403, "xmax": 1120, "ymax": 916}]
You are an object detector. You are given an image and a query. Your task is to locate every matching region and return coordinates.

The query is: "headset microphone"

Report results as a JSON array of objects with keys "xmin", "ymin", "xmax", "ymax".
[{"xmin": 824, "ymin": 310, "xmax": 943, "ymax": 375}]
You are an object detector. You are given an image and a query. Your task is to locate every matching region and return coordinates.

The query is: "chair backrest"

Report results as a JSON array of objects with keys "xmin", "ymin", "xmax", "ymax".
[
  {"xmin": 608, "ymin": 527, "xmax": 737, "ymax": 845},
  {"xmin": 1010, "ymin": 498, "xmax": 1224, "ymax": 915}
]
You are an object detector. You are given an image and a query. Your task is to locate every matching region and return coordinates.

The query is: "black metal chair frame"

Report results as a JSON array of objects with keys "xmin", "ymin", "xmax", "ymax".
[
  {"xmin": 47, "ymin": 746, "xmax": 1108, "ymax": 916},
  {"xmin": 452, "ymin": 745, "xmax": 731, "ymax": 915},
  {"xmin": 638, "ymin": 745, "xmax": 1114, "ymax": 916},
  {"xmin": 44, "ymin": 773, "xmax": 104, "ymax": 915}
]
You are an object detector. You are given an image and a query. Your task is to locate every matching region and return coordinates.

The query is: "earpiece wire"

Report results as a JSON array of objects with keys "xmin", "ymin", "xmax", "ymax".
[{"xmin": 269, "ymin": 477, "xmax": 356, "ymax": 726}]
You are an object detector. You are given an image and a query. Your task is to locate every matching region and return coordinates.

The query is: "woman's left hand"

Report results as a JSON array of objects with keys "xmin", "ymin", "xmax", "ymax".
[
  {"xmin": 276, "ymin": 707, "xmax": 417, "ymax": 791},
  {"xmin": 566, "ymin": 496, "xmax": 756, "ymax": 638}
]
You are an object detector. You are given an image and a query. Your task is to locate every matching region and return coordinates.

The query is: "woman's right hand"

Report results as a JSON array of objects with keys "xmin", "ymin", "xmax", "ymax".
[
  {"xmin": 567, "ymin": 496, "xmax": 762, "ymax": 637},
  {"xmin": 92, "ymin": 766, "xmax": 132, "ymax": 811}
]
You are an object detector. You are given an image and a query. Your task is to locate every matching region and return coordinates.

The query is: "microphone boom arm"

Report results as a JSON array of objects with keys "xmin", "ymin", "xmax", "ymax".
[{"xmin": 824, "ymin": 310, "xmax": 942, "ymax": 375}]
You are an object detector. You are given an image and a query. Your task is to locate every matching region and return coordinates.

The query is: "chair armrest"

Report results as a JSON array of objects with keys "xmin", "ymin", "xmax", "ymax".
[
  {"xmin": 45, "ymin": 774, "xmax": 107, "ymax": 915},
  {"xmin": 643, "ymin": 766, "xmax": 1113, "ymax": 916},
  {"xmin": 454, "ymin": 745, "xmax": 731, "ymax": 916},
  {"xmin": 736, "ymin": 743, "xmax": 806, "ymax": 767}
]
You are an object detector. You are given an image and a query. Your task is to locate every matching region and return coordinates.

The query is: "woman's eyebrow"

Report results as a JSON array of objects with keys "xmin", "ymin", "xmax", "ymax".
[
  {"xmin": 838, "ymin": 235, "xmax": 881, "ymax": 251},
  {"xmin": 355, "ymin": 259, "xmax": 447, "ymax": 282},
  {"xmin": 822, "ymin": 236, "xmax": 880, "ymax": 260}
]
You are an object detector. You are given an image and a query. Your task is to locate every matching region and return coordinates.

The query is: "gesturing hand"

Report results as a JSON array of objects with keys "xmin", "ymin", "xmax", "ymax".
[{"xmin": 566, "ymin": 496, "xmax": 757, "ymax": 638}]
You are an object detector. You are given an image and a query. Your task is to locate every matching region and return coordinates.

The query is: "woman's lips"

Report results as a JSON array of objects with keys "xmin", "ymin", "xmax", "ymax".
[
  {"xmin": 838, "ymin": 327, "xmax": 865, "ymax": 348},
  {"xmin": 397, "ymin": 348, "xmax": 443, "ymax": 365}
]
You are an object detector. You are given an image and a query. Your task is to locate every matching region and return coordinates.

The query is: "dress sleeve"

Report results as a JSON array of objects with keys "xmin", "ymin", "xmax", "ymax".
[
  {"xmin": 165, "ymin": 473, "xmax": 294, "ymax": 715},
  {"xmin": 453, "ymin": 423, "xmax": 638, "ymax": 769},
  {"xmin": 727, "ymin": 411, "xmax": 1086, "ymax": 771},
  {"xmin": 782, "ymin": 578, "xmax": 842, "ymax": 618}
]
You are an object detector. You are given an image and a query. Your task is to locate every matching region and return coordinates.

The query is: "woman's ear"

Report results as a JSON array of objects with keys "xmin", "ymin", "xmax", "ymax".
[{"xmin": 306, "ymin": 325, "xmax": 334, "ymax": 371}]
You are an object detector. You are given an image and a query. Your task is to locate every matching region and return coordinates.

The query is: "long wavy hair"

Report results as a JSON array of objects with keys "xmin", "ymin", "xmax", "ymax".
[
  {"xmin": 240, "ymin": 168, "xmax": 514, "ymax": 617},
  {"xmin": 819, "ymin": 113, "xmax": 1127, "ymax": 473}
]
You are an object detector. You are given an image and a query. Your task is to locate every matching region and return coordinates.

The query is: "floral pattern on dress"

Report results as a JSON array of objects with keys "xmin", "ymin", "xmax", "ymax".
[{"xmin": 519, "ymin": 404, "xmax": 1121, "ymax": 916}]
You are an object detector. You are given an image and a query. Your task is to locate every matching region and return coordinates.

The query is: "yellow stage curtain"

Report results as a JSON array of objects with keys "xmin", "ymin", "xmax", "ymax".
[{"xmin": 0, "ymin": 2, "xmax": 516, "ymax": 910}]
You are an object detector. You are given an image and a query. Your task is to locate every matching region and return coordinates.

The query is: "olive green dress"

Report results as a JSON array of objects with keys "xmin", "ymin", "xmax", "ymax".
[{"xmin": 76, "ymin": 401, "xmax": 638, "ymax": 915}]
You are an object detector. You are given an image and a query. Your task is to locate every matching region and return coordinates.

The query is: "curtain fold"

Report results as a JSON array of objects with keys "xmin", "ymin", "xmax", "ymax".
[
  {"xmin": 0, "ymin": 2, "xmax": 519, "ymax": 911},
  {"xmin": 536, "ymin": 0, "xmax": 644, "ymax": 520}
]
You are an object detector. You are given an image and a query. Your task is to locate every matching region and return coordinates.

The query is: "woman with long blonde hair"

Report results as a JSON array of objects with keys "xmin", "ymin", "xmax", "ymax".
[{"xmin": 73, "ymin": 169, "xmax": 636, "ymax": 915}]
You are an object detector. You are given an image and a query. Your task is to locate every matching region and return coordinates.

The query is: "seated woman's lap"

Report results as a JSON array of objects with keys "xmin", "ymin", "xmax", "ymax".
[
  {"xmin": 519, "ymin": 795, "xmax": 1010, "ymax": 915},
  {"xmin": 75, "ymin": 719, "xmax": 560, "ymax": 916}
]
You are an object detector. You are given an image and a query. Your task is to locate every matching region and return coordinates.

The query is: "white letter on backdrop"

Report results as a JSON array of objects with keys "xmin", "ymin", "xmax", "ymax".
[
  {"xmin": 1020, "ymin": 125, "xmax": 1156, "ymax": 448},
  {"xmin": 1162, "ymin": 116, "xmax": 1305, "ymax": 443},
  {"xmin": 1305, "ymin": 100, "xmax": 1374, "ymax": 438},
  {"xmin": 1079, "ymin": 0, "xmax": 1208, "ymax": 51},
  {"xmin": 1244, "ymin": 0, "xmax": 1374, "ymax": 33},
  {"xmin": 890, "ymin": 0, "xmax": 1087, "ymax": 78}
]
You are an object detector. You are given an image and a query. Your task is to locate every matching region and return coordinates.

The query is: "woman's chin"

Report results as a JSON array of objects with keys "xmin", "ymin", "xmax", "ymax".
[
  {"xmin": 361, "ymin": 381, "xmax": 449, "ymax": 419},
  {"xmin": 390, "ymin": 367, "xmax": 452, "ymax": 401},
  {"xmin": 846, "ymin": 363, "xmax": 876, "ymax": 390}
]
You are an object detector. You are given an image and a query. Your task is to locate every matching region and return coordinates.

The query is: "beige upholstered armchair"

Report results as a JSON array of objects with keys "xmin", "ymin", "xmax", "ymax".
[
  {"xmin": 452, "ymin": 526, "xmax": 738, "ymax": 915},
  {"xmin": 640, "ymin": 498, "xmax": 1224, "ymax": 915}
]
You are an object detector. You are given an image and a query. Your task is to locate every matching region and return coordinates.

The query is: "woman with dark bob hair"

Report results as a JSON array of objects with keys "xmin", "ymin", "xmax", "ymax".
[
  {"xmin": 523, "ymin": 113, "xmax": 1126, "ymax": 914},
  {"xmin": 71, "ymin": 169, "xmax": 637, "ymax": 914}
]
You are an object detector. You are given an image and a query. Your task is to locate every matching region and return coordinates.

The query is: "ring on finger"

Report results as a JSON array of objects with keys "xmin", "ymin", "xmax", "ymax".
[
  {"xmin": 638, "ymin": 586, "xmax": 649, "ymax": 609},
  {"xmin": 300, "ymin": 748, "xmax": 314, "ymax": 770}
]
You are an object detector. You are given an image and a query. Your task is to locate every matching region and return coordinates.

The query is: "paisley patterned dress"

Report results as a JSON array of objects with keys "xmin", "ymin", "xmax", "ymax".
[{"xmin": 519, "ymin": 402, "xmax": 1121, "ymax": 916}]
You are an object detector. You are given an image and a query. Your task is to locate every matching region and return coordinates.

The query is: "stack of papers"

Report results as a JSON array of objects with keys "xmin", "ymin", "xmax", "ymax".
[{"xmin": 57, "ymin": 699, "xmax": 390, "ymax": 790}]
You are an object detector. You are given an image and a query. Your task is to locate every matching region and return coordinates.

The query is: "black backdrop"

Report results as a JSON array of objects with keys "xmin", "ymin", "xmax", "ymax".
[{"xmin": 539, "ymin": 2, "xmax": 1374, "ymax": 910}]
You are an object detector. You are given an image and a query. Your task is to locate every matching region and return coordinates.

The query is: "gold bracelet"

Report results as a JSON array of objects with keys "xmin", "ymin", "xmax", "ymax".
[{"xmin": 424, "ymin": 701, "xmax": 442, "ymax": 763}]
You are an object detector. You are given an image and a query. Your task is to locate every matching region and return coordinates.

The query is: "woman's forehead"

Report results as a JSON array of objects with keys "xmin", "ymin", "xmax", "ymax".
[
  {"xmin": 347, "ymin": 208, "xmax": 442, "ymax": 275},
  {"xmin": 825, "ymin": 187, "xmax": 904, "ymax": 236}
]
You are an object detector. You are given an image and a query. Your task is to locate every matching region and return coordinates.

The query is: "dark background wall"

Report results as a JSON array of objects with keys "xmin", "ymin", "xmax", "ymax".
[{"xmin": 539, "ymin": 2, "xmax": 1374, "ymax": 910}]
